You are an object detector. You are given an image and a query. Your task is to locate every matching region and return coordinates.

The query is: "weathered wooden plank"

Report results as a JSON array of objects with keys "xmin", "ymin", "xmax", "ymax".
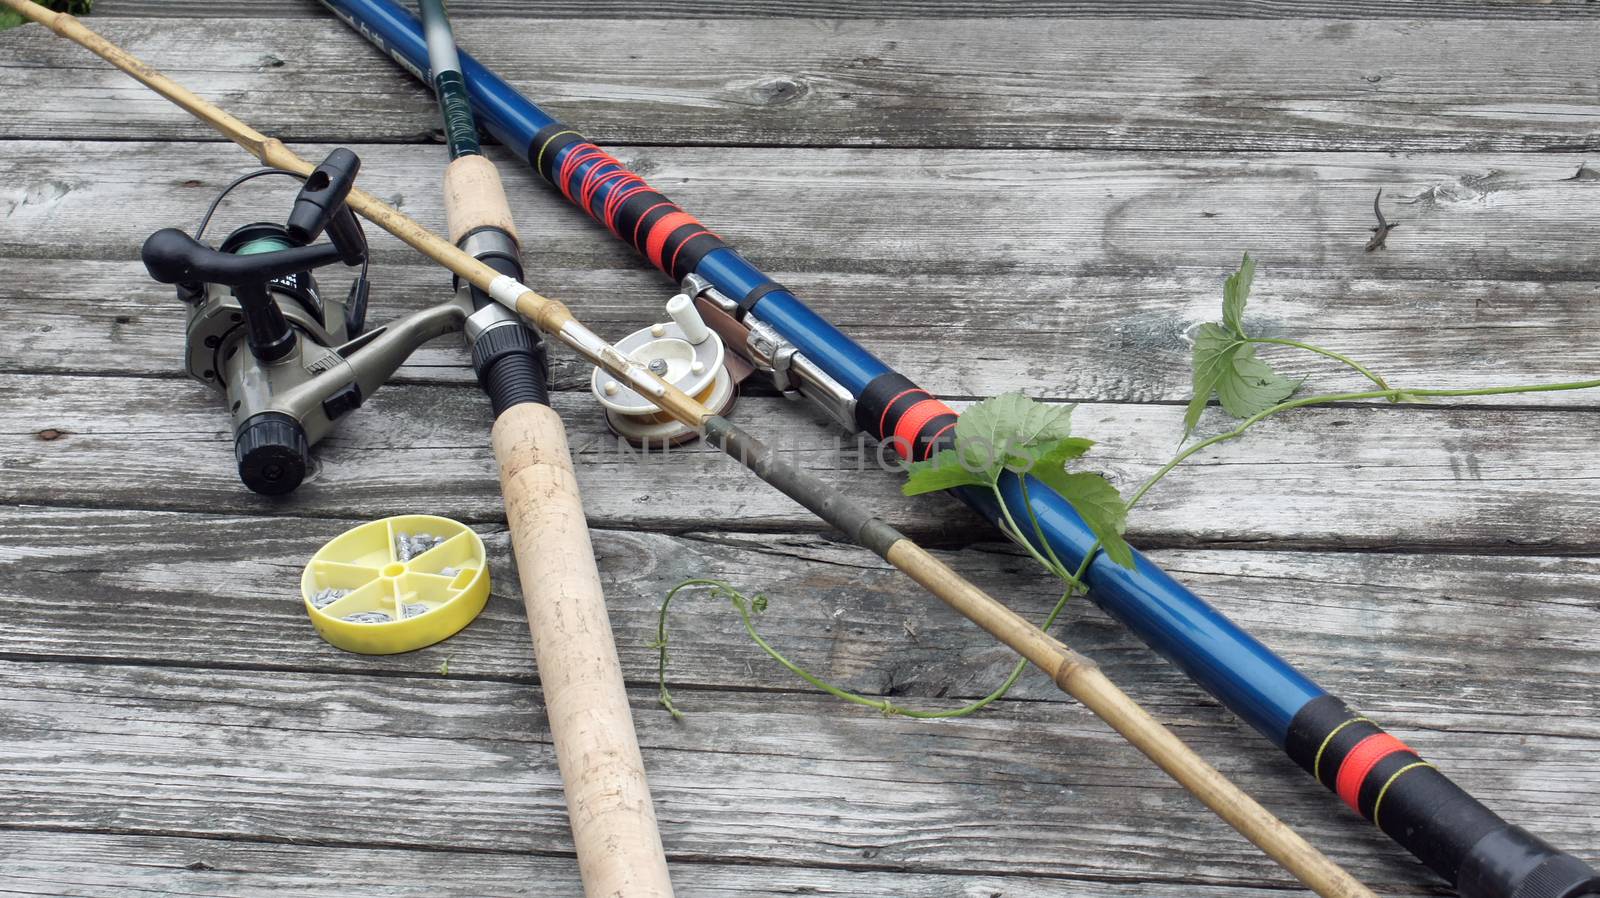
[
  {"xmin": 0, "ymin": 831, "xmax": 1304, "ymax": 898},
  {"xmin": 6, "ymin": 373, "xmax": 1600, "ymax": 551},
  {"xmin": 9, "ymin": 259, "xmax": 1600, "ymax": 408},
  {"xmin": 3, "ymin": 18, "xmax": 1598, "ymax": 151},
  {"xmin": 1, "ymin": 661, "xmax": 1594, "ymax": 889},
  {"xmin": 91, "ymin": 1, "xmax": 1600, "ymax": 20},
  {"xmin": 11, "ymin": 143, "xmax": 1596, "ymax": 282},
  {"xmin": 4, "ymin": 142, "xmax": 1599, "ymax": 405},
  {"xmin": 2, "ymin": 506, "xmax": 1596, "ymax": 735}
]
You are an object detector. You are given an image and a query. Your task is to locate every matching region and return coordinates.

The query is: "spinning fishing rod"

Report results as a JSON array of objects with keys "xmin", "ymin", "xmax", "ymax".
[
  {"xmin": 315, "ymin": 3, "xmax": 1600, "ymax": 897},
  {"xmin": 3, "ymin": 4, "xmax": 1378, "ymax": 896},
  {"xmin": 418, "ymin": 0, "xmax": 675, "ymax": 892},
  {"xmin": 123, "ymin": 2, "xmax": 674, "ymax": 890}
]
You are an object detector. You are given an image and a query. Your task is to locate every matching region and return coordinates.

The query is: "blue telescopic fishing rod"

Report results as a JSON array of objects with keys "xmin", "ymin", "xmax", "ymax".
[{"xmin": 320, "ymin": 3, "xmax": 1597, "ymax": 895}]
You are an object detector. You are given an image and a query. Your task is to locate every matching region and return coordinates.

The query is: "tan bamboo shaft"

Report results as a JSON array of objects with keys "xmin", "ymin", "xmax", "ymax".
[
  {"xmin": 885, "ymin": 542, "xmax": 1373, "ymax": 898},
  {"xmin": 493, "ymin": 405, "xmax": 676, "ymax": 898},
  {"xmin": 4, "ymin": 6, "xmax": 1380, "ymax": 895}
]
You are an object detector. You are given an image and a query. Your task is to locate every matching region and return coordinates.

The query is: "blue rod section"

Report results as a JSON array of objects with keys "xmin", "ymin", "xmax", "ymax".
[
  {"xmin": 964, "ymin": 477, "xmax": 1322, "ymax": 740},
  {"xmin": 320, "ymin": 0, "xmax": 1326, "ymax": 743},
  {"xmin": 715, "ymin": 283, "xmax": 891, "ymax": 394}
]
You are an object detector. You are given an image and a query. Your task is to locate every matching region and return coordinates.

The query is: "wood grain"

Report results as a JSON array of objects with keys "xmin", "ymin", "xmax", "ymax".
[
  {"xmin": 3, "ymin": 257, "xmax": 1593, "ymax": 408},
  {"xmin": 91, "ymin": 0, "xmax": 1600, "ymax": 20},
  {"xmin": 3, "ymin": 141, "xmax": 1599, "ymax": 406},
  {"xmin": 2, "ymin": 506, "xmax": 1596, "ymax": 733},
  {"xmin": 3, "ymin": 18, "xmax": 1598, "ymax": 150},
  {"xmin": 5, "ymin": 6, "xmax": 1599, "ymax": 895},
  {"xmin": 6, "ymin": 374, "xmax": 1600, "ymax": 552},
  {"xmin": 15, "ymin": 142, "xmax": 1598, "ymax": 281},
  {"xmin": 0, "ymin": 831, "xmax": 1325, "ymax": 898},
  {"xmin": 0, "ymin": 660, "xmax": 1592, "ymax": 891}
]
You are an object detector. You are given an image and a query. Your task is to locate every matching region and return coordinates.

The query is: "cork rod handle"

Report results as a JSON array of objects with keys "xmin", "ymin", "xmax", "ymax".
[
  {"xmin": 493, "ymin": 403, "xmax": 676, "ymax": 898},
  {"xmin": 443, "ymin": 154, "xmax": 519, "ymax": 245}
]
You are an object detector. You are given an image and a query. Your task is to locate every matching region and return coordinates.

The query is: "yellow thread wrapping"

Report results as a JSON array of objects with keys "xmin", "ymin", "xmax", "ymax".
[
  {"xmin": 535, "ymin": 129, "xmax": 583, "ymax": 173},
  {"xmin": 1372, "ymin": 761, "xmax": 1435, "ymax": 831},
  {"xmin": 1313, "ymin": 717, "xmax": 1374, "ymax": 784}
]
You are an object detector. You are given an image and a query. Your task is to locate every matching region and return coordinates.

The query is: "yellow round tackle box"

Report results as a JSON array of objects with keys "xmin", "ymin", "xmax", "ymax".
[{"xmin": 300, "ymin": 514, "xmax": 490, "ymax": 654}]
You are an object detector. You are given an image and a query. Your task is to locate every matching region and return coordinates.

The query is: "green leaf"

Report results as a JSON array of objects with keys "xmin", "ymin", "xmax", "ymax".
[
  {"xmin": 1185, "ymin": 253, "xmax": 1259, "ymax": 436},
  {"xmin": 1222, "ymin": 252, "xmax": 1255, "ymax": 339},
  {"xmin": 1026, "ymin": 436, "xmax": 1096, "ymax": 474},
  {"xmin": 1029, "ymin": 468, "xmax": 1134, "ymax": 569},
  {"xmin": 1, "ymin": 1, "xmax": 91, "ymax": 31},
  {"xmin": 902, "ymin": 449, "xmax": 990, "ymax": 496},
  {"xmin": 1184, "ymin": 326, "xmax": 1227, "ymax": 436},
  {"xmin": 953, "ymin": 392, "xmax": 1074, "ymax": 476},
  {"xmin": 1190, "ymin": 322, "xmax": 1300, "ymax": 422},
  {"xmin": 1188, "ymin": 254, "xmax": 1295, "ymax": 435}
]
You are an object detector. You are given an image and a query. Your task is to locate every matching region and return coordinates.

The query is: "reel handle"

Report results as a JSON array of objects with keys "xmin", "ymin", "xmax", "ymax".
[
  {"xmin": 143, "ymin": 227, "xmax": 344, "ymax": 362},
  {"xmin": 142, "ymin": 227, "xmax": 343, "ymax": 287},
  {"xmin": 287, "ymin": 147, "xmax": 367, "ymax": 266}
]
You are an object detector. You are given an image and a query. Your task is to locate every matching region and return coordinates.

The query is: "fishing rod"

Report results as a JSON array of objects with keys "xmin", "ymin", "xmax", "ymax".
[
  {"xmin": 313, "ymin": 3, "xmax": 1600, "ymax": 897},
  {"xmin": 13, "ymin": 11, "xmax": 1362, "ymax": 898},
  {"xmin": 2, "ymin": 4, "xmax": 1378, "ymax": 896},
  {"xmin": 417, "ymin": 0, "xmax": 675, "ymax": 892}
]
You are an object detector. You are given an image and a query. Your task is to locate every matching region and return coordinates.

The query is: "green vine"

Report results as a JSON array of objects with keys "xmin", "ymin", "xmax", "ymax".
[
  {"xmin": 656, "ymin": 252, "xmax": 1600, "ymax": 719},
  {"xmin": 0, "ymin": 0, "xmax": 90, "ymax": 31}
]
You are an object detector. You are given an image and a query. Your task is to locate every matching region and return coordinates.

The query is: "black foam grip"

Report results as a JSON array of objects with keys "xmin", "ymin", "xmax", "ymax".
[
  {"xmin": 854, "ymin": 372, "xmax": 920, "ymax": 438},
  {"xmin": 851, "ymin": 372, "xmax": 959, "ymax": 460},
  {"xmin": 612, "ymin": 188, "xmax": 670, "ymax": 251},
  {"xmin": 653, "ymin": 221, "xmax": 704, "ymax": 277},
  {"xmin": 670, "ymin": 230, "xmax": 726, "ymax": 281},
  {"xmin": 527, "ymin": 124, "xmax": 728, "ymax": 279},
  {"xmin": 1459, "ymin": 827, "xmax": 1600, "ymax": 898},
  {"xmin": 530, "ymin": 124, "xmax": 585, "ymax": 183},
  {"xmin": 1286, "ymin": 696, "xmax": 1600, "ymax": 897},
  {"xmin": 908, "ymin": 413, "xmax": 959, "ymax": 460}
]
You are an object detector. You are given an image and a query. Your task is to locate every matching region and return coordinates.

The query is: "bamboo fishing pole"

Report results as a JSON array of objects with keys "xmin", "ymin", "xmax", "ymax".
[
  {"xmin": 417, "ymin": 0, "xmax": 674, "ymax": 893},
  {"xmin": 1, "ymin": 5, "xmax": 1378, "ymax": 894}
]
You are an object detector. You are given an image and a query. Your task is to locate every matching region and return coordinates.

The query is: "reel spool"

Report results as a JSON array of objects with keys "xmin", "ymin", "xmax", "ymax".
[{"xmin": 591, "ymin": 293, "xmax": 736, "ymax": 445}]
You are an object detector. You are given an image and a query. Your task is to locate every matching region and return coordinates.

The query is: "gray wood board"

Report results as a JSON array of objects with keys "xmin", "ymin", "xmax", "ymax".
[
  {"xmin": 0, "ymin": 831, "xmax": 1314, "ymax": 898},
  {"xmin": 8, "ymin": 144, "xmax": 1594, "ymax": 281},
  {"xmin": 3, "ymin": 141, "xmax": 1599, "ymax": 405},
  {"xmin": 1, "ymin": 659, "xmax": 1594, "ymax": 891},
  {"xmin": 6, "ymin": 374, "xmax": 1600, "ymax": 551},
  {"xmin": 3, "ymin": 18, "xmax": 1599, "ymax": 150},
  {"xmin": 2, "ymin": 505, "xmax": 1596, "ymax": 730},
  {"xmin": 89, "ymin": 1, "xmax": 1600, "ymax": 21},
  {"xmin": 5, "ymin": 9, "xmax": 1600, "ymax": 897}
]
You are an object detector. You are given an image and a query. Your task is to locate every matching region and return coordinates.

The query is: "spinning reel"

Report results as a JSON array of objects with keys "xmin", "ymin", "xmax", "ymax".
[{"xmin": 143, "ymin": 148, "xmax": 539, "ymax": 495}]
